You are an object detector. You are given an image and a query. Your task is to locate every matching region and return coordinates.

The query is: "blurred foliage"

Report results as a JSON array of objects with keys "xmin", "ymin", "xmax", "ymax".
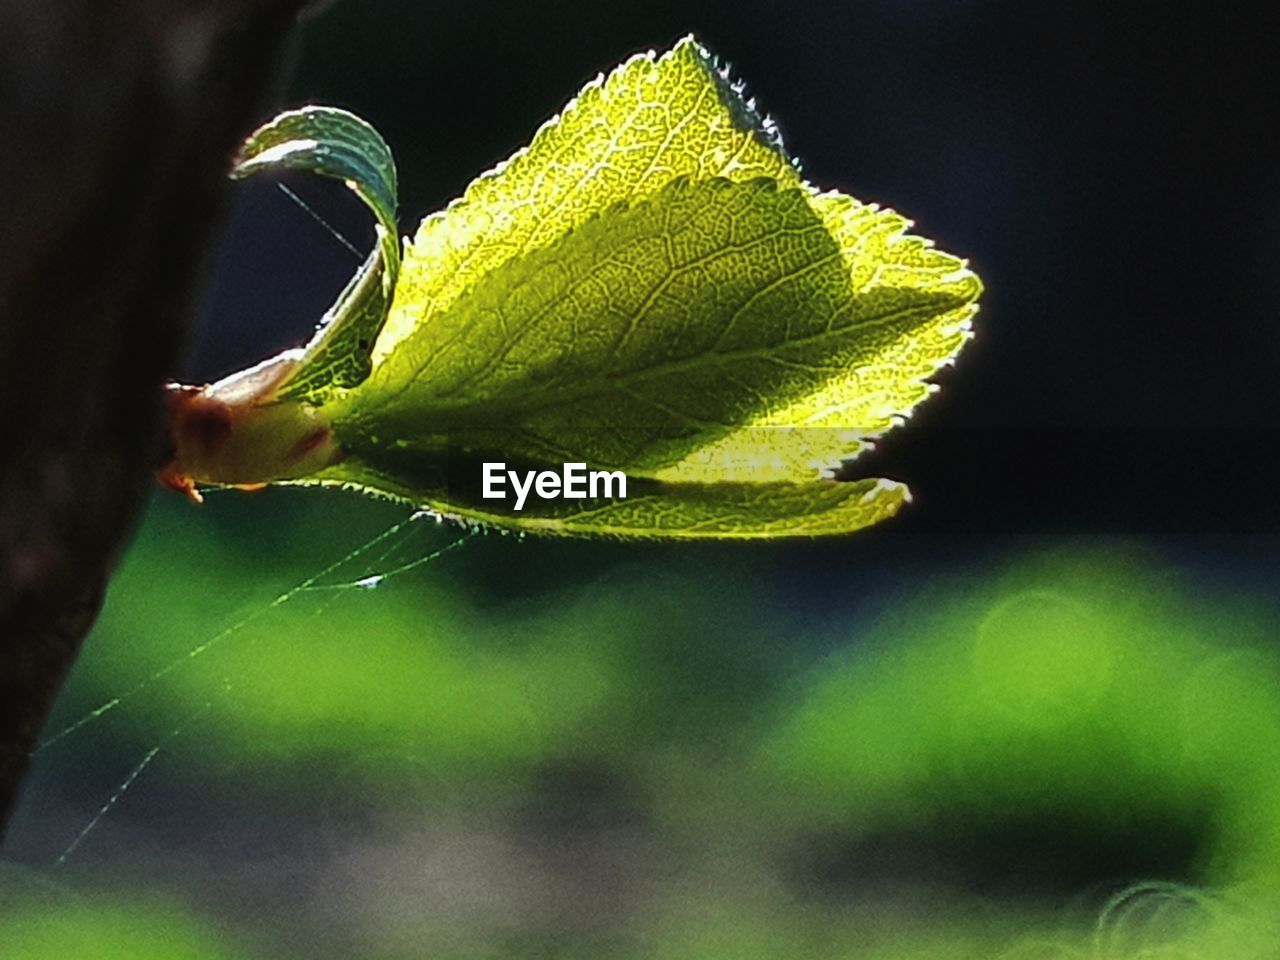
[
  {"xmin": 0, "ymin": 863, "xmax": 247, "ymax": 960},
  {"xmin": 54, "ymin": 493, "xmax": 788, "ymax": 792},
  {"xmin": 7, "ymin": 490, "xmax": 1280, "ymax": 958}
]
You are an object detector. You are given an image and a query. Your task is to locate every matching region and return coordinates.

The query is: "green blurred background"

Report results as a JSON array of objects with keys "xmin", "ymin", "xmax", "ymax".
[
  {"xmin": 5, "ymin": 1, "xmax": 1280, "ymax": 957},
  {"xmin": 10, "ymin": 495, "xmax": 1280, "ymax": 958}
]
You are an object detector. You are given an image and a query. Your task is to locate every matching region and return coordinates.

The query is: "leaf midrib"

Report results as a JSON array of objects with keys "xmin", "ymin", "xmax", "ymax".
[{"xmin": 382, "ymin": 294, "xmax": 962, "ymax": 424}]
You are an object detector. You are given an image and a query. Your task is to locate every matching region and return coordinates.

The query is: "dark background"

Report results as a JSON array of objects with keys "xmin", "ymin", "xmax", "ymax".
[{"xmin": 195, "ymin": 0, "xmax": 1280, "ymax": 539}]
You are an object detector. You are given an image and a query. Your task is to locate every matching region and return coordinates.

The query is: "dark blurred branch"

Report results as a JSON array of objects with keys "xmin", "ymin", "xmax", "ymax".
[{"xmin": 0, "ymin": 0, "xmax": 311, "ymax": 838}]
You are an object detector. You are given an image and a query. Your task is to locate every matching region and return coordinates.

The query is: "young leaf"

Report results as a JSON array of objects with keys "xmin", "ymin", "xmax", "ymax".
[
  {"xmin": 232, "ymin": 105, "xmax": 398, "ymax": 266},
  {"xmin": 330, "ymin": 176, "xmax": 976, "ymax": 486},
  {"xmin": 273, "ymin": 245, "xmax": 391, "ymax": 402},
  {"xmin": 372, "ymin": 36, "xmax": 798, "ymax": 367},
  {"xmin": 231, "ymin": 106, "xmax": 401, "ymax": 401},
  {"xmin": 162, "ymin": 37, "xmax": 981, "ymax": 539},
  {"xmin": 329, "ymin": 36, "xmax": 979, "ymax": 498},
  {"xmin": 317, "ymin": 451, "xmax": 909, "ymax": 540}
]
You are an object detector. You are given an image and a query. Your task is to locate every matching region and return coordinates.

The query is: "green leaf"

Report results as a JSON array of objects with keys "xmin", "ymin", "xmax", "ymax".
[
  {"xmin": 232, "ymin": 105, "xmax": 399, "ymax": 264},
  {"xmin": 231, "ymin": 105, "xmax": 401, "ymax": 400},
  {"xmin": 332, "ymin": 176, "xmax": 977, "ymax": 488},
  {"xmin": 313, "ymin": 447, "xmax": 909, "ymax": 539},
  {"xmin": 371, "ymin": 36, "xmax": 798, "ymax": 367},
  {"xmin": 171, "ymin": 37, "xmax": 981, "ymax": 540},
  {"xmin": 272, "ymin": 245, "xmax": 390, "ymax": 401},
  {"xmin": 425, "ymin": 477, "xmax": 908, "ymax": 541}
]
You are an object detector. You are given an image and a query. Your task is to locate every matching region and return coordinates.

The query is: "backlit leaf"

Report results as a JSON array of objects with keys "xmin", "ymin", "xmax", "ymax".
[
  {"xmin": 231, "ymin": 106, "xmax": 401, "ymax": 400},
  {"xmin": 314, "ymin": 451, "xmax": 909, "ymax": 540},
  {"xmin": 371, "ymin": 36, "xmax": 797, "ymax": 367},
  {"xmin": 168, "ymin": 37, "xmax": 981, "ymax": 539},
  {"xmin": 330, "ymin": 176, "xmax": 977, "ymax": 486}
]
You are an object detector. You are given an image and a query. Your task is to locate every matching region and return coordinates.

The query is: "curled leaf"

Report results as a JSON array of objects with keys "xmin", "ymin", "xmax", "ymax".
[
  {"xmin": 232, "ymin": 106, "xmax": 401, "ymax": 400},
  {"xmin": 232, "ymin": 104, "xmax": 398, "ymax": 263}
]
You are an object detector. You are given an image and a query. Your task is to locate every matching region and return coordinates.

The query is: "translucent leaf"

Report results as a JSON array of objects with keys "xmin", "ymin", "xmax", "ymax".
[
  {"xmin": 332, "ymin": 177, "xmax": 977, "ymax": 485},
  {"xmin": 371, "ymin": 35, "xmax": 797, "ymax": 367},
  {"xmin": 313, "ymin": 448, "xmax": 909, "ymax": 539},
  {"xmin": 232, "ymin": 106, "xmax": 401, "ymax": 400},
  {"xmin": 167, "ymin": 38, "xmax": 981, "ymax": 539},
  {"xmin": 232, "ymin": 105, "xmax": 399, "ymax": 262},
  {"xmin": 273, "ymin": 246, "xmax": 390, "ymax": 401}
]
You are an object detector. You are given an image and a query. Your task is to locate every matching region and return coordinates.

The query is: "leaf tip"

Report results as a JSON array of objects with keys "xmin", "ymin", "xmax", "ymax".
[{"xmin": 671, "ymin": 34, "xmax": 795, "ymax": 174}]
